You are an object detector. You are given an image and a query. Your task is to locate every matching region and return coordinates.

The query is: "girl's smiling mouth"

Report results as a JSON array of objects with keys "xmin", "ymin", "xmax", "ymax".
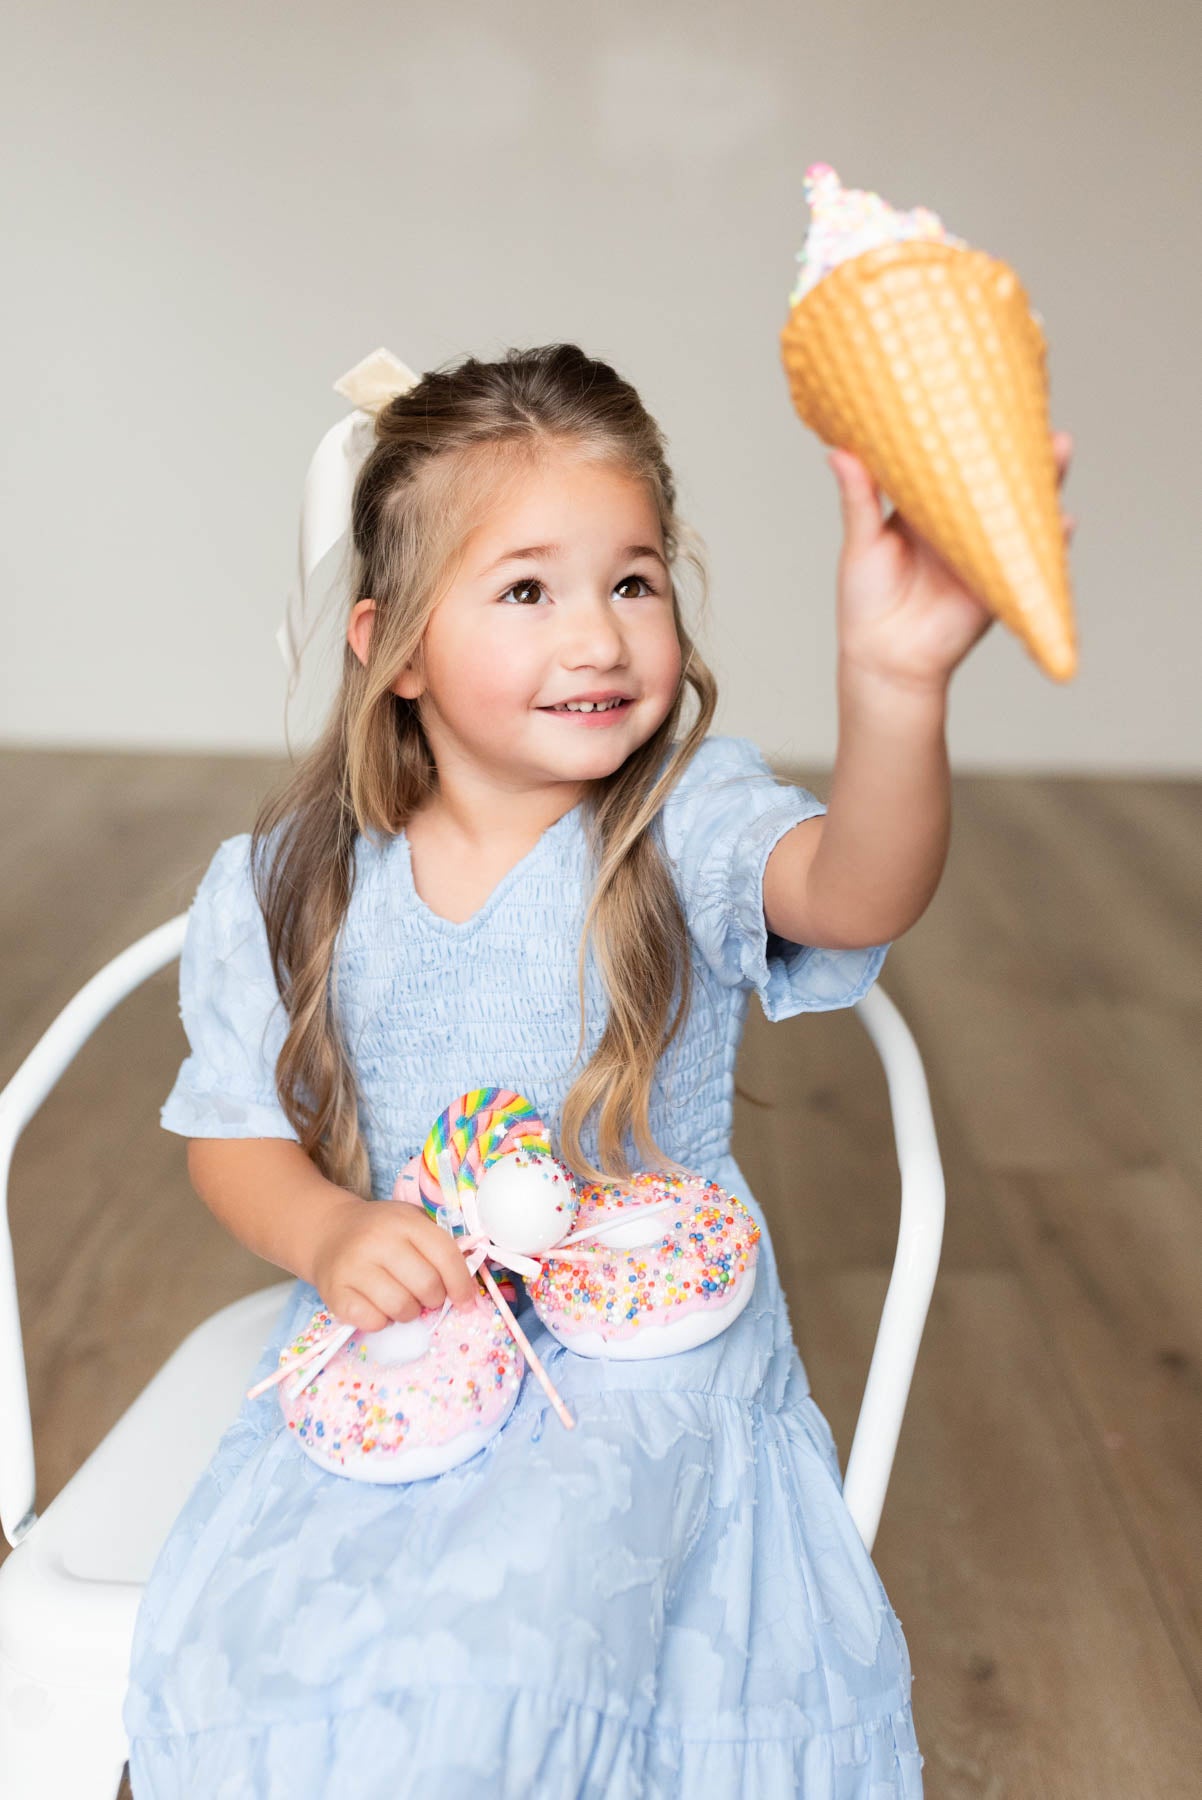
[{"xmin": 539, "ymin": 697, "xmax": 634, "ymax": 723}]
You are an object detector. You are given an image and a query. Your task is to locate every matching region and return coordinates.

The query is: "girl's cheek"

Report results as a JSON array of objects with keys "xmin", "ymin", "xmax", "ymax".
[
  {"xmin": 650, "ymin": 640, "xmax": 684, "ymax": 698},
  {"xmin": 473, "ymin": 674, "xmax": 528, "ymax": 724},
  {"xmin": 446, "ymin": 639, "xmax": 504, "ymax": 705}
]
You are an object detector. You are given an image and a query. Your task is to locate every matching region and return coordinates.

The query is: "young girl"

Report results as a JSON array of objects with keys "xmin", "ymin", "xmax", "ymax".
[{"xmin": 122, "ymin": 342, "xmax": 1073, "ymax": 1797}]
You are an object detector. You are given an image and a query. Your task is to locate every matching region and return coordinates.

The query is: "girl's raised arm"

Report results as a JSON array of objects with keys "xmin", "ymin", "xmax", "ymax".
[{"xmin": 763, "ymin": 667, "xmax": 950, "ymax": 952}]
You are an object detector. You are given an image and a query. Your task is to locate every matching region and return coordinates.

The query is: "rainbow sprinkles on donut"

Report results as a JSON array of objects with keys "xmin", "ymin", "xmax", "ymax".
[{"xmin": 249, "ymin": 1086, "xmax": 761, "ymax": 1482}]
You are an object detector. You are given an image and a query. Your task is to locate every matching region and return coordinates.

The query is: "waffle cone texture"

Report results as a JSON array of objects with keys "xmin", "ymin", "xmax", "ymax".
[{"xmin": 780, "ymin": 240, "xmax": 1077, "ymax": 681}]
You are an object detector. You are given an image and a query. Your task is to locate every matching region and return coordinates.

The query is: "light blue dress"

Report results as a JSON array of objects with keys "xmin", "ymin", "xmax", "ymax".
[{"xmin": 123, "ymin": 733, "xmax": 924, "ymax": 1798}]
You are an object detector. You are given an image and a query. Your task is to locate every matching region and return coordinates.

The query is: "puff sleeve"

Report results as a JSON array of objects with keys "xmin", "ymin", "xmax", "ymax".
[
  {"xmin": 656, "ymin": 734, "xmax": 890, "ymax": 1021},
  {"xmin": 159, "ymin": 833, "xmax": 301, "ymax": 1140}
]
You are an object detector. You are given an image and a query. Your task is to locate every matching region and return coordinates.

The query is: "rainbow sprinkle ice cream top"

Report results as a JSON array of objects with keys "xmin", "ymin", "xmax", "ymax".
[{"xmin": 788, "ymin": 163, "xmax": 969, "ymax": 307}]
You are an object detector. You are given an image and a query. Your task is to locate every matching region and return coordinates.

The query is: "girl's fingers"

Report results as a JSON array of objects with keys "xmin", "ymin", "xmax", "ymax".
[
  {"xmin": 339, "ymin": 1285, "xmax": 396, "ymax": 1333},
  {"xmin": 829, "ymin": 448, "xmax": 885, "ymax": 548},
  {"xmin": 419, "ymin": 1226, "xmax": 483, "ymax": 1310},
  {"xmin": 358, "ymin": 1257, "xmax": 441, "ymax": 1320},
  {"xmin": 397, "ymin": 1252, "xmax": 454, "ymax": 1312},
  {"xmin": 375, "ymin": 1283, "xmax": 426, "ymax": 1324},
  {"xmin": 1052, "ymin": 430, "xmax": 1073, "ymax": 485}
]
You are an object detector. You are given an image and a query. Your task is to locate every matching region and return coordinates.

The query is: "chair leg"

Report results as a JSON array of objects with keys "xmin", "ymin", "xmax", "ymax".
[{"xmin": 0, "ymin": 1650, "xmax": 128, "ymax": 1800}]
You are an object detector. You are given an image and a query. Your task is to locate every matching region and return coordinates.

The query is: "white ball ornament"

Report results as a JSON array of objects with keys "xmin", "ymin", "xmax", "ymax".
[
  {"xmin": 473, "ymin": 1149, "xmax": 579, "ymax": 1254},
  {"xmin": 357, "ymin": 1316, "xmax": 434, "ymax": 1366}
]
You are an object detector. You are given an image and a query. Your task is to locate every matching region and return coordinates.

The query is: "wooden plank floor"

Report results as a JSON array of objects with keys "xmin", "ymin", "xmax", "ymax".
[{"xmin": 1, "ymin": 746, "xmax": 1199, "ymax": 1798}]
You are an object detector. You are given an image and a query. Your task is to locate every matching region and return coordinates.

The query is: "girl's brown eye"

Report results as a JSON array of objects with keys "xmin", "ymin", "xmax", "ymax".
[{"xmin": 498, "ymin": 579, "xmax": 544, "ymax": 606}]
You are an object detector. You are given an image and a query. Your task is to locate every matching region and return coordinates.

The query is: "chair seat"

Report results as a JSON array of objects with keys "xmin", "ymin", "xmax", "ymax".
[{"xmin": 0, "ymin": 1280, "xmax": 295, "ymax": 1687}]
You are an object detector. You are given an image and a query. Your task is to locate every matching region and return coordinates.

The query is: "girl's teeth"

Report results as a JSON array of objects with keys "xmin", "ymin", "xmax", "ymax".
[{"xmin": 557, "ymin": 699, "xmax": 623, "ymax": 712}]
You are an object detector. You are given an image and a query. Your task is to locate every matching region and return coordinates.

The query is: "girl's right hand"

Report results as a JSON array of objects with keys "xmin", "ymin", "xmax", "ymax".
[{"xmin": 310, "ymin": 1197, "xmax": 481, "ymax": 1333}]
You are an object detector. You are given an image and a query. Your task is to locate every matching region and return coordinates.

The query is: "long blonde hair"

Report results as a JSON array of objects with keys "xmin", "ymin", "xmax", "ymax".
[{"xmin": 251, "ymin": 342, "xmax": 721, "ymax": 1197}]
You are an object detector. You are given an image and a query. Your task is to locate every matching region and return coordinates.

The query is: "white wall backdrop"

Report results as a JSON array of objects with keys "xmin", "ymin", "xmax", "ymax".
[{"xmin": 3, "ymin": 0, "xmax": 1198, "ymax": 772}]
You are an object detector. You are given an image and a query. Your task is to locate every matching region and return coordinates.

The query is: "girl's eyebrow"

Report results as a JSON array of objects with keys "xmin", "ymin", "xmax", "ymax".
[{"xmin": 479, "ymin": 543, "xmax": 667, "ymax": 576}]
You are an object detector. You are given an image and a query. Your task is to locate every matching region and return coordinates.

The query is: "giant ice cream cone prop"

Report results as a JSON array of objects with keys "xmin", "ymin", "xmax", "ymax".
[{"xmin": 780, "ymin": 165, "xmax": 1078, "ymax": 682}]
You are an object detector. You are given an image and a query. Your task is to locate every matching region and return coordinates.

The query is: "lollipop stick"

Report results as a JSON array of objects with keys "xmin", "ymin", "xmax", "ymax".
[
  {"xmin": 476, "ymin": 1263, "xmax": 574, "ymax": 1431},
  {"xmin": 435, "ymin": 1144, "xmax": 460, "ymax": 1215},
  {"xmin": 247, "ymin": 1362, "xmax": 300, "ymax": 1401},
  {"xmin": 246, "ymin": 1321, "xmax": 356, "ymax": 1400},
  {"xmin": 284, "ymin": 1323, "xmax": 357, "ymax": 1399},
  {"xmin": 245, "ymin": 1329, "xmax": 336, "ymax": 1400}
]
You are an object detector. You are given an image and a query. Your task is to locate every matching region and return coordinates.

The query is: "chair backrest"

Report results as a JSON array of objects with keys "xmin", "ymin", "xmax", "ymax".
[
  {"xmin": 0, "ymin": 925, "xmax": 943, "ymax": 1555},
  {"xmin": 843, "ymin": 985, "xmax": 946, "ymax": 1550},
  {"xmin": 0, "ymin": 915, "xmax": 188, "ymax": 1548}
]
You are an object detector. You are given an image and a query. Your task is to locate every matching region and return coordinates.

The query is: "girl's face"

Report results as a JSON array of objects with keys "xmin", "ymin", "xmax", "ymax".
[{"xmin": 374, "ymin": 451, "xmax": 683, "ymax": 804}]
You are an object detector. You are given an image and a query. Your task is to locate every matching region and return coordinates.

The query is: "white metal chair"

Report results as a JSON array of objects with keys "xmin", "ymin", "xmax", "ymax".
[{"xmin": 0, "ymin": 922, "xmax": 944, "ymax": 1799}]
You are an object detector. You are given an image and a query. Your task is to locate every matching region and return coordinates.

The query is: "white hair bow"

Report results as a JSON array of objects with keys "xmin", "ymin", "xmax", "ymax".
[{"xmin": 275, "ymin": 347, "xmax": 422, "ymax": 691}]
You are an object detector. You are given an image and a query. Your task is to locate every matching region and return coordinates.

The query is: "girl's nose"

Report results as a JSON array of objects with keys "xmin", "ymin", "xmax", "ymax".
[{"xmin": 559, "ymin": 595, "xmax": 627, "ymax": 667}]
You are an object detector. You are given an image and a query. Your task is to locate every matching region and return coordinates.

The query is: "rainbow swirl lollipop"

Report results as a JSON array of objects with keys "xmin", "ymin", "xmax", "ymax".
[{"xmin": 418, "ymin": 1088, "xmax": 552, "ymax": 1235}]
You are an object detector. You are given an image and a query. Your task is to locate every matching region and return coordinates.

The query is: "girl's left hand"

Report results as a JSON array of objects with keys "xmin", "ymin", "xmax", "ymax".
[{"xmin": 829, "ymin": 431, "xmax": 1077, "ymax": 696}]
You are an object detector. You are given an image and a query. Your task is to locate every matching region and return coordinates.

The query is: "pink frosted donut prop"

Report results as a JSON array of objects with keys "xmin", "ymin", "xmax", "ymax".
[
  {"xmin": 278, "ymin": 1294, "xmax": 524, "ymax": 1482},
  {"xmin": 528, "ymin": 1170, "xmax": 761, "ymax": 1359}
]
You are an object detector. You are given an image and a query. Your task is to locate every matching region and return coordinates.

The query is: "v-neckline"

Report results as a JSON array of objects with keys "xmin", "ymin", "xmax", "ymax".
[{"xmin": 396, "ymin": 800, "xmax": 585, "ymax": 935}]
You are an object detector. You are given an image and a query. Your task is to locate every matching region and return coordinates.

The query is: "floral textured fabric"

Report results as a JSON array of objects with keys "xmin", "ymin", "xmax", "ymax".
[{"xmin": 124, "ymin": 733, "xmax": 923, "ymax": 1797}]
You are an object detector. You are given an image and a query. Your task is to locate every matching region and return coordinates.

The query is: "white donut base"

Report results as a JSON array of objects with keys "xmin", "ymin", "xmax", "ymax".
[
  {"xmin": 293, "ymin": 1381, "xmax": 520, "ymax": 1483},
  {"xmin": 537, "ymin": 1259, "xmax": 756, "ymax": 1360}
]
